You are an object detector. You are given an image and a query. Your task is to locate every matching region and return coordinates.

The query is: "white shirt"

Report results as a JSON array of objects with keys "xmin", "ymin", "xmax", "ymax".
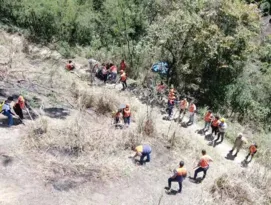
[{"xmin": 2, "ymin": 103, "xmax": 11, "ymax": 112}]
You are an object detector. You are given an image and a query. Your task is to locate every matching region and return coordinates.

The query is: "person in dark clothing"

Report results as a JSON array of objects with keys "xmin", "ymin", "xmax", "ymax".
[{"xmin": 165, "ymin": 161, "xmax": 187, "ymax": 193}]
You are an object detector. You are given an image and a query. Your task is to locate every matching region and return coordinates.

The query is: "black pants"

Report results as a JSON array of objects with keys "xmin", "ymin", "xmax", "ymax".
[
  {"xmin": 13, "ymin": 104, "xmax": 23, "ymax": 119},
  {"xmin": 103, "ymin": 74, "xmax": 107, "ymax": 83},
  {"xmin": 214, "ymin": 132, "xmax": 225, "ymax": 143},
  {"xmin": 194, "ymin": 166, "xmax": 209, "ymax": 179},
  {"xmin": 121, "ymin": 80, "xmax": 127, "ymax": 89},
  {"xmin": 168, "ymin": 176, "xmax": 184, "ymax": 192},
  {"xmin": 211, "ymin": 125, "xmax": 218, "ymax": 135}
]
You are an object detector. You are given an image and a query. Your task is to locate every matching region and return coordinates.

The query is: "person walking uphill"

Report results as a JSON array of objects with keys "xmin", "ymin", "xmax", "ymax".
[
  {"xmin": 229, "ymin": 133, "xmax": 247, "ymax": 157},
  {"xmin": 132, "ymin": 145, "xmax": 152, "ymax": 165},
  {"xmin": 191, "ymin": 150, "xmax": 213, "ymax": 182},
  {"xmin": 213, "ymin": 118, "xmax": 227, "ymax": 146},
  {"xmin": 211, "ymin": 116, "xmax": 220, "ymax": 137},
  {"xmin": 123, "ymin": 104, "xmax": 131, "ymax": 127},
  {"xmin": 179, "ymin": 98, "xmax": 188, "ymax": 122},
  {"xmin": 119, "ymin": 70, "xmax": 127, "ymax": 90},
  {"xmin": 165, "ymin": 161, "xmax": 187, "ymax": 193},
  {"xmin": 120, "ymin": 59, "xmax": 127, "ymax": 71},
  {"xmin": 1, "ymin": 98, "xmax": 15, "ymax": 127}
]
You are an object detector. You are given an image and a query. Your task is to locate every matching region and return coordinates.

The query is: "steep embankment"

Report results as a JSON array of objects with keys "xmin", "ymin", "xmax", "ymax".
[{"xmin": 0, "ymin": 31, "xmax": 270, "ymax": 205}]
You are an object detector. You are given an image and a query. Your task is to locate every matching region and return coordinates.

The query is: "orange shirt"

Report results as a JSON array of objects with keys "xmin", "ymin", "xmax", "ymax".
[
  {"xmin": 110, "ymin": 65, "xmax": 117, "ymax": 73},
  {"xmin": 176, "ymin": 167, "xmax": 187, "ymax": 176},
  {"xmin": 120, "ymin": 72, "xmax": 127, "ymax": 81},
  {"xmin": 204, "ymin": 112, "xmax": 212, "ymax": 122},
  {"xmin": 212, "ymin": 119, "xmax": 220, "ymax": 127},
  {"xmin": 199, "ymin": 155, "xmax": 212, "ymax": 168},
  {"xmin": 123, "ymin": 108, "xmax": 131, "ymax": 117},
  {"xmin": 249, "ymin": 145, "xmax": 257, "ymax": 154},
  {"xmin": 180, "ymin": 100, "xmax": 188, "ymax": 110},
  {"xmin": 189, "ymin": 104, "xmax": 196, "ymax": 113}
]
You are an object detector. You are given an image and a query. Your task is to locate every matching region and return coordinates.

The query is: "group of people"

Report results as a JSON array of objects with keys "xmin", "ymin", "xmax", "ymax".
[
  {"xmin": 113, "ymin": 104, "xmax": 131, "ymax": 128},
  {"xmin": 0, "ymin": 96, "xmax": 26, "ymax": 127},
  {"xmin": 131, "ymin": 145, "xmax": 213, "ymax": 194}
]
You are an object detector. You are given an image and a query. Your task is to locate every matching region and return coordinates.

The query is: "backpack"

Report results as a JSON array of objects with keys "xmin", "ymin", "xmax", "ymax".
[{"xmin": 0, "ymin": 101, "xmax": 4, "ymax": 113}]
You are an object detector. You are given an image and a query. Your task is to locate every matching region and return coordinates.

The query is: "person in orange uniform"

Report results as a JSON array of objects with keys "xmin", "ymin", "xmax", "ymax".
[
  {"xmin": 157, "ymin": 82, "xmax": 166, "ymax": 100},
  {"xmin": 211, "ymin": 116, "xmax": 220, "ymax": 137},
  {"xmin": 245, "ymin": 143, "xmax": 258, "ymax": 162},
  {"xmin": 179, "ymin": 98, "xmax": 188, "ymax": 118},
  {"xmin": 66, "ymin": 60, "xmax": 75, "ymax": 71},
  {"xmin": 132, "ymin": 144, "xmax": 152, "ymax": 165},
  {"xmin": 120, "ymin": 59, "xmax": 127, "ymax": 71},
  {"xmin": 165, "ymin": 161, "xmax": 187, "ymax": 193},
  {"xmin": 109, "ymin": 63, "xmax": 118, "ymax": 80},
  {"xmin": 119, "ymin": 70, "xmax": 127, "ymax": 90},
  {"xmin": 187, "ymin": 101, "xmax": 196, "ymax": 125},
  {"xmin": 167, "ymin": 96, "xmax": 176, "ymax": 120},
  {"xmin": 13, "ymin": 96, "xmax": 25, "ymax": 119},
  {"xmin": 123, "ymin": 104, "xmax": 131, "ymax": 126},
  {"xmin": 191, "ymin": 150, "xmax": 213, "ymax": 181},
  {"xmin": 203, "ymin": 110, "xmax": 213, "ymax": 131}
]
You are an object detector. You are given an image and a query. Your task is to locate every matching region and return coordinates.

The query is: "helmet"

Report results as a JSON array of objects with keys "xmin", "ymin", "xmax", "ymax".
[{"xmin": 220, "ymin": 118, "xmax": 225, "ymax": 122}]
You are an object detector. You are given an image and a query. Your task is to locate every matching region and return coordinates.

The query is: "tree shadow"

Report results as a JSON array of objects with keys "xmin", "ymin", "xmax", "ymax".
[
  {"xmin": 0, "ymin": 117, "xmax": 22, "ymax": 127},
  {"xmin": 205, "ymin": 134, "xmax": 214, "ymax": 141},
  {"xmin": 43, "ymin": 108, "xmax": 70, "ymax": 119},
  {"xmin": 165, "ymin": 189, "xmax": 179, "ymax": 195},
  {"xmin": 225, "ymin": 151, "xmax": 237, "ymax": 161}
]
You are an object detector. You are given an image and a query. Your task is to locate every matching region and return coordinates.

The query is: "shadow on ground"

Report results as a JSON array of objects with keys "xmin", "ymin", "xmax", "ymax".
[
  {"xmin": 44, "ymin": 108, "xmax": 70, "ymax": 119},
  {"xmin": 0, "ymin": 118, "xmax": 22, "ymax": 127}
]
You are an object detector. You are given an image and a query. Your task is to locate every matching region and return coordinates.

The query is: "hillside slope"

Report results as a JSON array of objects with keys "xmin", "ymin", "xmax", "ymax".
[{"xmin": 0, "ymin": 31, "xmax": 270, "ymax": 205}]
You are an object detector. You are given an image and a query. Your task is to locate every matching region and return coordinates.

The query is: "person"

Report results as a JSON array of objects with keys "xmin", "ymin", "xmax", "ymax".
[
  {"xmin": 13, "ymin": 96, "xmax": 25, "ymax": 119},
  {"xmin": 132, "ymin": 144, "xmax": 152, "ymax": 165},
  {"xmin": 191, "ymin": 150, "xmax": 213, "ymax": 181},
  {"xmin": 119, "ymin": 70, "xmax": 127, "ymax": 90},
  {"xmin": 203, "ymin": 110, "xmax": 213, "ymax": 131},
  {"xmin": 1, "ymin": 98, "xmax": 15, "ymax": 127},
  {"xmin": 179, "ymin": 98, "xmax": 188, "ymax": 121},
  {"xmin": 165, "ymin": 161, "xmax": 187, "ymax": 193},
  {"xmin": 123, "ymin": 104, "xmax": 131, "ymax": 127},
  {"xmin": 245, "ymin": 143, "xmax": 257, "ymax": 162},
  {"xmin": 167, "ymin": 96, "xmax": 175, "ymax": 120},
  {"xmin": 113, "ymin": 109, "xmax": 122, "ymax": 124},
  {"xmin": 211, "ymin": 116, "xmax": 220, "ymax": 137},
  {"xmin": 109, "ymin": 63, "xmax": 118, "ymax": 81},
  {"xmin": 187, "ymin": 101, "xmax": 196, "ymax": 125},
  {"xmin": 66, "ymin": 60, "xmax": 75, "ymax": 71},
  {"xmin": 214, "ymin": 118, "xmax": 227, "ymax": 145},
  {"xmin": 120, "ymin": 59, "xmax": 127, "ymax": 71},
  {"xmin": 101, "ymin": 64, "xmax": 108, "ymax": 83},
  {"xmin": 229, "ymin": 133, "xmax": 247, "ymax": 157},
  {"xmin": 156, "ymin": 82, "xmax": 166, "ymax": 100}
]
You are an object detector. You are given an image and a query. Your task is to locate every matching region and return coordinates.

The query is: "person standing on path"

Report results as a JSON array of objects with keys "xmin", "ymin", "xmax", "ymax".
[
  {"xmin": 123, "ymin": 104, "xmax": 131, "ymax": 127},
  {"xmin": 179, "ymin": 98, "xmax": 189, "ymax": 122},
  {"xmin": 132, "ymin": 145, "xmax": 152, "ymax": 165},
  {"xmin": 187, "ymin": 101, "xmax": 196, "ymax": 125},
  {"xmin": 203, "ymin": 110, "xmax": 213, "ymax": 132},
  {"xmin": 165, "ymin": 161, "xmax": 187, "ymax": 193},
  {"xmin": 120, "ymin": 59, "xmax": 127, "ymax": 71},
  {"xmin": 245, "ymin": 143, "xmax": 258, "ymax": 162},
  {"xmin": 211, "ymin": 116, "xmax": 220, "ymax": 137},
  {"xmin": 190, "ymin": 150, "xmax": 213, "ymax": 182},
  {"xmin": 119, "ymin": 70, "xmax": 127, "ymax": 90},
  {"xmin": 229, "ymin": 133, "xmax": 247, "ymax": 157},
  {"xmin": 213, "ymin": 118, "xmax": 227, "ymax": 146}
]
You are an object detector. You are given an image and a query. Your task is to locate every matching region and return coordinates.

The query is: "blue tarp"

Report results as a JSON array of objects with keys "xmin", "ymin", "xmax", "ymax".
[{"xmin": 151, "ymin": 62, "xmax": 169, "ymax": 75}]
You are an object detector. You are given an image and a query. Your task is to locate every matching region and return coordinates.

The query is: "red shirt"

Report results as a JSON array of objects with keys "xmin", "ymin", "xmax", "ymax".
[{"xmin": 120, "ymin": 61, "xmax": 126, "ymax": 70}]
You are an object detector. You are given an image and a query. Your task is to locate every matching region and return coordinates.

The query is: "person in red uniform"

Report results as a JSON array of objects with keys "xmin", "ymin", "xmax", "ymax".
[
  {"xmin": 123, "ymin": 104, "xmax": 131, "ymax": 127},
  {"xmin": 13, "ymin": 96, "xmax": 25, "ymax": 119},
  {"xmin": 120, "ymin": 59, "xmax": 127, "ymax": 71},
  {"xmin": 66, "ymin": 60, "xmax": 75, "ymax": 71},
  {"xmin": 203, "ymin": 110, "xmax": 213, "ymax": 131}
]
